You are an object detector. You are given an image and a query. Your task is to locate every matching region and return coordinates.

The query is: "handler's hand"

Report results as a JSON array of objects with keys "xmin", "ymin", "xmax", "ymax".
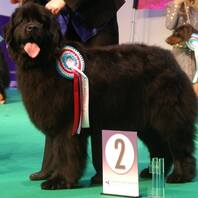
[{"xmin": 45, "ymin": 0, "xmax": 66, "ymax": 15}]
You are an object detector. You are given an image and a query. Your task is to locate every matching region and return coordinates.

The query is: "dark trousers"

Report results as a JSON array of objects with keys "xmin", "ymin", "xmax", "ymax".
[
  {"xmin": 66, "ymin": 16, "xmax": 119, "ymax": 175},
  {"xmin": 66, "ymin": 16, "xmax": 119, "ymax": 47}
]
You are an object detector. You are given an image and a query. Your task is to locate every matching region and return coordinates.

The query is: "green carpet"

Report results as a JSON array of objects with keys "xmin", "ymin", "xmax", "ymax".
[{"xmin": 0, "ymin": 88, "xmax": 198, "ymax": 198}]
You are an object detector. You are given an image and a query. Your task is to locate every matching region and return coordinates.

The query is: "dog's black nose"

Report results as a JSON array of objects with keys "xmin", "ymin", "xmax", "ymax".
[{"xmin": 26, "ymin": 24, "xmax": 37, "ymax": 32}]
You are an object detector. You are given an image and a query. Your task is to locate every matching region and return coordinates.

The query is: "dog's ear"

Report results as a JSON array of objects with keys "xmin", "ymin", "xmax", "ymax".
[
  {"xmin": 3, "ymin": 12, "xmax": 18, "ymax": 60},
  {"xmin": 4, "ymin": 23, "xmax": 12, "ymax": 46},
  {"xmin": 3, "ymin": 7, "xmax": 20, "ymax": 47}
]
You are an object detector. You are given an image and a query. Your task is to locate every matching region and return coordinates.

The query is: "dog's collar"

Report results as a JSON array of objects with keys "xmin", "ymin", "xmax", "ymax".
[{"xmin": 57, "ymin": 45, "xmax": 85, "ymax": 79}]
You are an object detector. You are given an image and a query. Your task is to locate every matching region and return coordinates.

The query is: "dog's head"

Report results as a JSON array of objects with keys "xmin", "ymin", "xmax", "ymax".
[
  {"xmin": 166, "ymin": 24, "xmax": 197, "ymax": 47},
  {"xmin": 4, "ymin": 2, "xmax": 62, "ymax": 65}
]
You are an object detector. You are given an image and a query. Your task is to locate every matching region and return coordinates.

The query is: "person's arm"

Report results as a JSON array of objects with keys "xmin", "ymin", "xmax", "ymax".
[
  {"xmin": 165, "ymin": 0, "xmax": 184, "ymax": 30},
  {"xmin": 66, "ymin": 0, "xmax": 85, "ymax": 11},
  {"xmin": 45, "ymin": 0, "xmax": 85, "ymax": 14},
  {"xmin": 45, "ymin": 0, "xmax": 66, "ymax": 14}
]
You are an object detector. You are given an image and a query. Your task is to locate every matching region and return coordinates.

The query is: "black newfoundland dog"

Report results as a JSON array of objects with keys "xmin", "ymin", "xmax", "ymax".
[
  {"xmin": 0, "ymin": 48, "xmax": 10, "ymax": 104},
  {"xmin": 4, "ymin": 2, "xmax": 197, "ymax": 189}
]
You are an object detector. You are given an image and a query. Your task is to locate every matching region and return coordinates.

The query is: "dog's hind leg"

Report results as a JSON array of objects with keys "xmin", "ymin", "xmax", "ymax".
[
  {"xmin": 142, "ymin": 116, "xmax": 196, "ymax": 183},
  {"xmin": 166, "ymin": 123, "xmax": 196, "ymax": 183},
  {"xmin": 149, "ymin": 102, "xmax": 196, "ymax": 182},
  {"xmin": 144, "ymin": 68, "xmax": 197, "ymax": 183},
  {"xmin": 163, "ymin": 91, "xmax": 196, "ymax": 183},
  {"xmin": 139, "ymin": 129, "xmax": 173, "ymax": 179},
  {"xmin": 41, "ymin": 127, "xmax": 88, "ymax": 190}
]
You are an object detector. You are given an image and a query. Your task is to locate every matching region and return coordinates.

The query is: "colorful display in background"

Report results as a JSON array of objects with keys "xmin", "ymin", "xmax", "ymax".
[{"xmin": 135, "ymin": 0, "xmax": 171, "ymax": 9}]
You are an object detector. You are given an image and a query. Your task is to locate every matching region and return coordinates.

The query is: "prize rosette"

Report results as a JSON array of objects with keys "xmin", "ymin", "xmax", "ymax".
[
  {"xmin": 56, "ymin": 46, "xmax": 89, "ymax": 135},
  {"xmin": 186, "ymin": 33, "xmax": 198, "ymax": 83},
  {"xmin": 186, "ymin": 33, "xmax": 198, "ymax": 51},
  {"xmin": 57, "ymin": 45, "xmax": 85, "ymax": 79}
]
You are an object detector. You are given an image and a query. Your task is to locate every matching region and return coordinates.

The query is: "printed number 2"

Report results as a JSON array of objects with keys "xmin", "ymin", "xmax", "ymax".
[{"xmin": 115, "ymin": 139, "xmax": 126, "ymax": 170}]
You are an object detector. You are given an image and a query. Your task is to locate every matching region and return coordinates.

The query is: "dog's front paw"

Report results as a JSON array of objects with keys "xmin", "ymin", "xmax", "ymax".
[
  {"xmin": 30, "ymin": 170, "xmax": 51, "ymax": 181},
  {"xmin": 41, "ymin": 178, "xmax": 74, "ymax": 190}
]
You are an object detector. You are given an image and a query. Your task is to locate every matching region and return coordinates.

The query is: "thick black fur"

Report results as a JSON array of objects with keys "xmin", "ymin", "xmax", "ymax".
[
  {"xmin": 0, "ymin": 48, "xmax": 10, "ymax": 103},
  {"xmin": 4, "ymin": 3, "xmax": 197, "ymax": 189}
]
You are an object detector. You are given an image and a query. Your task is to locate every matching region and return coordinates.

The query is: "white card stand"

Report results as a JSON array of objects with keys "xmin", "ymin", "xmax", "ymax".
[{"xmin": 102, "ymin": 130, "xmax": 139, "ymax": 197}]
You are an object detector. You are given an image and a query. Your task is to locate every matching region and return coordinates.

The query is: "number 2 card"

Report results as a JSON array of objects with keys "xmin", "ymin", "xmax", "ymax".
[{"xmin": 102, "ymin": 130, "xmax": 139, "ymax": 197}]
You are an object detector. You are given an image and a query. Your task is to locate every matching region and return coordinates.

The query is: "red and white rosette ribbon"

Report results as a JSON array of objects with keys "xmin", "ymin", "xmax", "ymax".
[{"xmin": 57, "ymin": 46, "xmax": 89, "ymax": 135}]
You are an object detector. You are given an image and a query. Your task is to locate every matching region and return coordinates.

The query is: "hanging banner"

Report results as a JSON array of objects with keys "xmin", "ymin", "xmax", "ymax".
[{"xmin": 137, "ymin": 0, "xmax": 171, "ymax": 10}]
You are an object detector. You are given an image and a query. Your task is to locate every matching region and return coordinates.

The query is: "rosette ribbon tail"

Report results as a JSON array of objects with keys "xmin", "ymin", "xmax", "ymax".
[
  {"xmin": 72, "ymin": 71, "xmax": 81, "ymax": 135},
  {"xmin": 56, "ymin": 45, "xmax": 89, "ymax": 136}
]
